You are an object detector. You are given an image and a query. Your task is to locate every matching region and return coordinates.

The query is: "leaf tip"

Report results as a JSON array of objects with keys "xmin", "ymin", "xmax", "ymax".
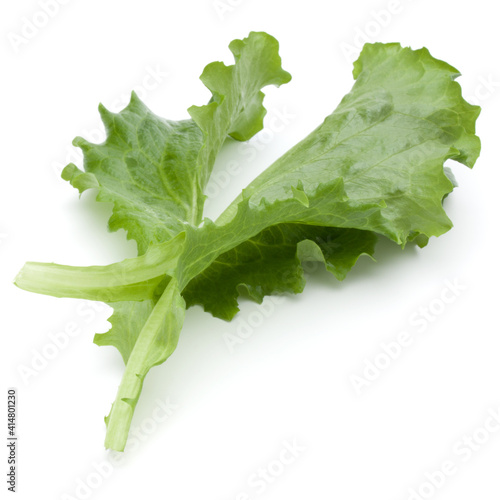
[{"xmin": 291, "ymin": 184, "xmax": 310, "ymax": 208}]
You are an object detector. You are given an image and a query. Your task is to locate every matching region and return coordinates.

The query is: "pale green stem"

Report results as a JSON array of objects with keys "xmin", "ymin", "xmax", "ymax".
[{"xmin": 104, "ymin": 278, "xmax": 185, "ymax": 451}]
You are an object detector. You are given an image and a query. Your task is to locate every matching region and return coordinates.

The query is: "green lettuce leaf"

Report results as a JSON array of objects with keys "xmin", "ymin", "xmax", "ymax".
[
  {"xmin": 183, "ymin": 225, "xmax": 377, "ymax": 320},
  {"xmin": 215, "ymin": 44, "xmax": 480, "ymax": 243},
  {"xmin": 94, "ymin": 300, "xmax": 156, "ymax": 363},
  {"xmin": 14, "ymin": 38, "xmax": 480, "ymax": 452},
  {"xmin": 62, "ymin": 31, "xmax": 291, "ymax": 254},
  {"xmin": 103, "ymin": 278, "xmax": 185, "ymax": 451},
  {"xmin": 172, "ymin": 43, "xmax": 480, "ymax": 292}
]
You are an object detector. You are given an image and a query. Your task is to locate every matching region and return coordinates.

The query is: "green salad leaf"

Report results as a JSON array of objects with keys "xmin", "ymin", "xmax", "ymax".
[
  {"xmin": 15, "ymin": 33, "xmax": 480, "ymax": 451},
  {"xmin": 183, "ymin": 225, "xmax": 377, "ymax": 321},
  {"xmin": 62, "ymin": 32, "xmax": 291, "ymax": 253}
]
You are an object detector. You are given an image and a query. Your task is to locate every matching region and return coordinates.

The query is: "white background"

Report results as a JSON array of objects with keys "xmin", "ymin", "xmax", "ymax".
[{"xmin": 1, "ymin": 1, "xmax": 499, "ymax": 499}]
